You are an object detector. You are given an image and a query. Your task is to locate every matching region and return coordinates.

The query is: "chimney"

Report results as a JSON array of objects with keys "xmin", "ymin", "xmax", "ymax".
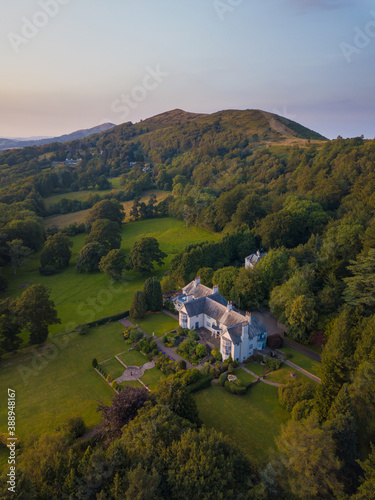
[
  {"xmin": 213, "ymin": 284, "xmax": 219, "ymax": 294},
  {"xmin": 195, "ymin": 276, "xmax": 200, "ymax": 286},
  {"xmin": 227, "ymin": 301, "xmax": 233, "ymax": 312},
  {"xmin": 257, "ymin": 250, "xmax": 261, "ymax": 257}
]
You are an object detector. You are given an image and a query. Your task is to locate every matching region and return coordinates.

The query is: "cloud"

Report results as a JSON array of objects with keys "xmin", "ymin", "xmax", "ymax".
[{"xmin": 288, "ymin": 0, "xmax": 352, "ymax": 12}]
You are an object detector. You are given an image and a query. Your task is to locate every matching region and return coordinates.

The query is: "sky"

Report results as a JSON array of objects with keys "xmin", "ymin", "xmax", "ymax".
[{"xmin": 0, "ymin": 0, "xmax": 375, "ymax": 139}]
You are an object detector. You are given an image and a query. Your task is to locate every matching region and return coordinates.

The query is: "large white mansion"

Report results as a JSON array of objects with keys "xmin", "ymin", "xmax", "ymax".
[{"xmin": 174, "ymin": 278, "xmax": 267, "ymax": 362}]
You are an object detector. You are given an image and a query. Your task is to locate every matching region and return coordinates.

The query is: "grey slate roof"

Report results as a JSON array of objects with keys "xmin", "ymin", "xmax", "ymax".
[
  {"xmin": 183, "ymin": 282, "xmax": 212, "ymax": 299},
  {"xmin": 182, "ymin": 294, "xmax": 247, "ymax": 328}
]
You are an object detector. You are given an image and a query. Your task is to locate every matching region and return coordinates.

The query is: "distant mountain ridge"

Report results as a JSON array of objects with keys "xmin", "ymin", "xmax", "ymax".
[{"xmin": 0, "ymin": 123, "xmax": 116, "ymax": 152}]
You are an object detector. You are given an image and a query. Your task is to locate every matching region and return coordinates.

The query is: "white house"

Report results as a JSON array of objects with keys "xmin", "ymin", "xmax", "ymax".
[
  {"xmin": 245, "ymin": 250, "xmax": 267, "ymax": 269},
  {"xmin": 175, "ymin": 278, "xmax": 267, "ymax": 362}
]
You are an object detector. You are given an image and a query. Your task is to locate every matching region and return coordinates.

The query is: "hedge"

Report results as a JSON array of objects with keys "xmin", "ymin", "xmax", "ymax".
[
  {"xmin": 87, "ymin": 310, "xmax": 130, "ymax": 327},
  {"xmin": 224, "ymin": 381, "xmax": 248, "ymax": 395},
  {"xmin": 186, "ymin": 374, "xmax": 213, "ymax": 393}
]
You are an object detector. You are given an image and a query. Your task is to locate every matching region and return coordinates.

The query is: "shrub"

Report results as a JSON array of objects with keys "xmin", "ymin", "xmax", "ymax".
[
  {"xmin": 177, "ymin": 360, "xmax": 187, "ymax": 371},
  {"xmin": 161, "ymin": 335, "xmax": 168, "ymax": 344},
  {"xmin": 228, "ymin": 363, "xmax": 235, "ymax": 374},
  {"xmin": 267, "ymin": 334, "xmax": 284, "ymax": 350},
  {"xmin": 211, "ymin": 348, "xmax": 222, "ymax": 361},
  {"xmin": 77, "ymin": 324, "xmax": 89, "ymax": 336},
  {"xmin": 278, "ymin": 380, "xmax": 316, "ymax": 412},
  {"xmin": 129, "ymin": 329, "xmax": 143, "ymax": 343},
  {"xmin": 65, "ymin": 416, "xmax": 86, "ymax": 439},
  {"xmin": 92, "ymin": 358, "xmax": 98, "ymax": 368},
  {"xmin": 188, "ymin": 330, "xmax": 199, "ymax": 341},
  {"xmin": 224, "ymin": 381, "xmax": 247, "ymax": 395},
  {"xmin": 111, "ymin": 380, "xmax": 119, "ymax": 390},
  {"xmin": 218, "ymin": 373, "xmax": 228, "ymax": 386},
  {"xmin": 106, "ymin": 374, "xmax": 112, "ymax": 384},
  {"xmin": 196, "ymin": 344, "xmax": 207, "ymax": 359},
  {"xmin": 186, "ymin": 374, "xmax": 213, "ymax": 393},
  {"xmin": 265, "ymin": 358, "xmax": 282, "ymax": 372}
]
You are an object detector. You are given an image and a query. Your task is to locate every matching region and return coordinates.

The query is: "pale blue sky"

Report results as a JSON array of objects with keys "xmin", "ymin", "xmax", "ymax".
[{"xmin": 1, "ymin": 0, "xmax": 374, "ymax": 138}]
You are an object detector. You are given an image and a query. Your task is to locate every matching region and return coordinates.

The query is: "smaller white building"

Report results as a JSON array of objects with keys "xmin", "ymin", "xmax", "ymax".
[
  {"xmin": 245, "ymin": 250, "xmax": 267, "ymax": 269},
  {"xmin": 175, "ymin": 278, "xmax": 267, "ymax": 362}
]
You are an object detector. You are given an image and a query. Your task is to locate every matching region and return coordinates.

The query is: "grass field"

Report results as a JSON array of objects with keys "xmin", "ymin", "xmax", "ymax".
[
  {"xmin": 117, "ymin": 349, "xmax": 148, "ymax": 367},
  {"xmin": 3, "ymin": 218, "xmax": 220, "ymax": 335},
  {"xmin": 100, "ymin": 357, "xmax": 125, "ymax": 380},
  {"xmin": 130, "ymin": 311, "xmax": 178, "ymax": 337},
  {"xmin": 264, "ymin": 365, "xmax": 317, "ymax": 385},
  {"xmin": 279, "ymin": 346, "xmax": 321, "ymax": 377},
  {"xmin": 118, "ymin": 380, "xmax": 143, "ymax": 389},
  {"xmin": 195, "ymin": 382, "xmax": 290, "ymax": 465},
  {"xmin": 44, "ymin": 177, "xmax": 124, "ymax": 208},
  {"xmin": 140, "ymin": 366, "xmax": 166, "ymax": 390},
  {"xmin": 45, "ymin": 189, "xmax": 170, "ymax": 228},
  {"xmin": 244, "ymin": 362, "xmax": 265, "ymax": 377},
  {"xmin": 0, "ymin": 322, "xmax": 126, "ymax": 442},
  {"xmin": 235, "ymin": 368, "xmax": 257, "ymax": 385}
]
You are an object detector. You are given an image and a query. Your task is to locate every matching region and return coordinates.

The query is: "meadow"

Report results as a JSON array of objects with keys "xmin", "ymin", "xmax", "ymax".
[
  {"xmin": 44, "ymin": 189, "xmax": 170, "ymax": 227},
  {"xmin": 0, "ymin": 322, "xmax": 126, "ymax": 443},
  {"xmin": 279, "ymin": 346, "xmax": 322, "ymax": 378},
  {"xmin": 3, "ymin": 218, "xmax": 220, "ymax": 335},
  {"xmin": 194, "ymin": 382, "xmax": 290, "ymax": 465},
  {"xmin": 129, "ymin": 311, "xmax": 178, "ymax": 337}
]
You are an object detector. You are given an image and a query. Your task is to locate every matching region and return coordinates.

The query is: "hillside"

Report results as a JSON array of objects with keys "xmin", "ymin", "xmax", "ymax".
[{"xmin": 0, "ymin": 122, "xmax": 115, "ymax": 151}]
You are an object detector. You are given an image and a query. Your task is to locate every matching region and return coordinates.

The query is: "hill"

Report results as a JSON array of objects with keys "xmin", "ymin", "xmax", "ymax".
[{"xmin": 0, "ymin": 122, "xmax": 115, "ymax": 151}]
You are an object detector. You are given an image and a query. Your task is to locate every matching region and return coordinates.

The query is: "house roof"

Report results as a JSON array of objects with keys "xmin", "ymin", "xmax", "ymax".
[
  {"xmin": 245, "ymin": 251, "xmax": 267, "ymax": 265},
  {"xmin": 182, "ymin": 294, "xmax": 246, "ymax": 329},
  {"xmin": 225, "ymin": 317, "xmax": 268, "ymax": 345},
  {"xmin": 182, "ymin": 282, "xmax": 213, "ymax": 299}
]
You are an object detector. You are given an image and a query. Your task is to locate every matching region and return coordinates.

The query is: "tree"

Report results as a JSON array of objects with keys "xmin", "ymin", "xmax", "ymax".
[
  {"xmin": 154, "ymin": 379, "xmax": 201, "ymax": 426},
  {"xmin": 278, "ymin": 379, "xmax": 316, "ymax": 412},
  {"xmin": 344, "ymin": 249, "xmax": 375, "ymax": 311},
  {"xmin": 160, "ymin": 275, "xmax": 177, "ymax": 294},
  {"xmin": 5, "ymin": 218, "xmax": 44, "ymax": 251},
  {"xmin": 354, "ymin": 444, "xmax": 375, "ymax": 499},
  {"xmin": 0, "ymin": 299, "xmax": 22, "ymax": 353},
  {"xmin": 125, "ymin": 465, "xmax": 160, "ymax": 500},
  {"xmin": 15, "ymin": 285, "xmax": 60, "ymax": 344},
  {"xmin": 276, "ymin": 414, "xmax": 343, "ymax": 499},
  {"xmin": 76, "ymin": 242, "xmax": 107, "ymax": 272},
  {"xmin": 96, "ymin": 175, "xmax": 112, "ymax": 190},
  {"xmin": 129, "ymin": 237, "xmax": 167, "ymax": 274},
  {"xmin": 7, "ymin": 239, "xmax": 33, "ymax": 275},
  {"xmin": 212, "ymin": 266, "xmax": 239, "ymax": 299},
  {"xmin": 196, "ymin": 344, "xmax": 207, "ymax": 358},
  {"xmin": 129, "ymin": 197, "xmax": 140, "ymax": 220},
  {"xmin": 85, "ymin": 219, "xmax": 121, "ymax": 252},
  {"xmin": 166, "ymin": 427, "xmax": 252, "ymax": 499},
  {"xmin": 86, "ymin": 199, "xmax": 124, "ymax": 226},
  {"xmin": 40, "ymin": 233, "xmax": 72, "ymax": 270},
  {"xmin": 130, "ymin": 291, "xmax": 147, "ymax": 319},
  {"xmin": 99, "ymin": 249, "xmax": 127, "ymax": 280},
  {"xmin": 143, "ymin": 277, "xmax": 163, "ymax": 312},
  {"xmin": 233, "ymin": 267, "xmax": 265, "ymax": 310},
  {"xmin": 196, "ymin": 267, "xmax": 214, "ymax": 287},
  {"xmin": 97, "ymin": 386, "xmax": 150, "ymax": 444}
]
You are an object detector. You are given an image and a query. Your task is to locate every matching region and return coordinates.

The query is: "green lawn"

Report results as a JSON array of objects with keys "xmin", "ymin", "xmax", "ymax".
[
  {"xmin": 244, "ymin": 362, "xmax": 265, "ymax": 377},
  {"xmin": 118, "ymin": 380, "xmax": 144, "ymax": 389},
  {"xmin": 100, "ymin": 357, "xmax": 125, "ymax": 380},
  {"xmin": 3, "ymin": 218, "xmax": 220, "ymax": 336},
  {"xmin": 279, "ymin": 346, "xmax": 321, "ymax": 377},
  {"xmin": 130, "ymin": 311, "xmax": 179, "ymax": 337},
  {"xmin": 265, "ymin": 365, "xmax": 317, "ymax": 385},
  {"xmin": 235, "ymin": 368, "xmax": 257, "ymax": 385},
  {"xmin": 195, "ymin": 383, "xmax": 290, "ymax": 465},
  {"xmin": 140, "ymin": 366, "xmax": 166, "ymax": 390},
  {"xmin": 44, "ymin": 177, "xmax": 124, "ymax": 208},
  {"xmin": 0, "ymin": 322, "xmax": 126, "ymax": 442},
  {"xmin": 117, "ymin": 349, "xmax": 148, "ymax": 367}
]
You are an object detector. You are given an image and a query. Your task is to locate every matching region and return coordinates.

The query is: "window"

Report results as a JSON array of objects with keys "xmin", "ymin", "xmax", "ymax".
[
  {"xmin": 181, "ymin": 314, "xmax": 188, "ymax": 328},
  {"xmin": 222, "ymin": 339, "xmax": 231, "ymax": 356},
  {"xmin": 206, "ymin": 321, "xmax": 211, "ymax": 327}
]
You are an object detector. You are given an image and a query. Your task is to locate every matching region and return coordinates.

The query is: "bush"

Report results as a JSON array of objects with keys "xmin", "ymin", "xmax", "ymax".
[
  {"xmin": 161, "ymin": 335, "xmax": 168, "ymax": 344},
  {"xmin": 196, "ymin": 344, "xmax": 207, "ymax": 359},
  {"xmin": 92, "ymin": 358, "xmax": 98, "ymax": 368},
  {"xmin": 267, "ymin": 334, "xmax": 284, "ymax": 350},
  {"xmin": 211, "ymin": 348, "xmax": 222, "ymax": 361},
  {"xmin": 111, "ymin": 380, "xmax": 119, "ymax": 390},
  {"xmin": 224, "ymin": 381, "xmax": 247, "ymax": 395},
  {"xmin": 106, "ymin": 374, "xmax": 112, "ymax": 384},
  {"xmin": 186, "ymin": 374, "xmax": 213, "ymax": 393},
  {"xmin": 188, "ymin": 330, "xmax": 199, "ymax": 341},
  {"xmin": 218, "ymin": 373, "xmax": 228, "ymax": 386},
  {"xmin": 265, "ymin": 358, "xmax": 282, "ymax": 372},
  {"xmin": 129, "ymin": 329, "xmax": 143, "ymax": 343},
  {"xmin": 177, "ymin": 360, "xmax": 187, "ymax": 371},
  {"xmin": 278, "ymin": 380, "xmax": 316, "ymax": 412},
  {"xmin": 76, "ymin": 324, "xmax": 89, "ymax": 336},
  {"xmin": 228, "ymin": 363, "xmax": 235, "ymax": 374},
  {"xmin": 65, "ymin": 416, "xmax": 86, "ymax": 439}
]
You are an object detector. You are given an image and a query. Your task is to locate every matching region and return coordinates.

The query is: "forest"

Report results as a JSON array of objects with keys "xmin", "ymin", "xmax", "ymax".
[{"xmin": 0, "ymin": 110, "xmax": 375, "ymax": 498}]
